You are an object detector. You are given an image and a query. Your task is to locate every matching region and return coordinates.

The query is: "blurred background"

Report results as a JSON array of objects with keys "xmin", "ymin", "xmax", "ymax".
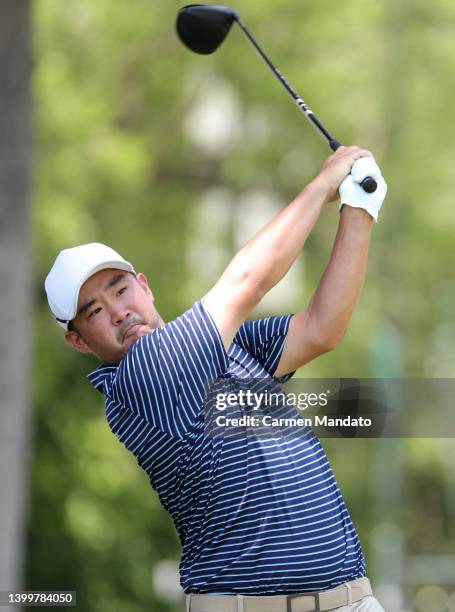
[{"xmin": 1, "ymin": 0, "xmax": 455, "ymax": 610}]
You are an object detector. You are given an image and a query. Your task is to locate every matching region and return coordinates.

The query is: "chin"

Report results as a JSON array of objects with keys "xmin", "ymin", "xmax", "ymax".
[{"xmin": 123, "ymin": 336, "xmax": 139, "ymax": 350}]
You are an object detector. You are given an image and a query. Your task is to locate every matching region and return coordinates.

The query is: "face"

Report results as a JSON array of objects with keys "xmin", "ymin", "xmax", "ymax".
[{"xmin": 65, "ymin": 269, "xmax": 164, "ymax": 364}]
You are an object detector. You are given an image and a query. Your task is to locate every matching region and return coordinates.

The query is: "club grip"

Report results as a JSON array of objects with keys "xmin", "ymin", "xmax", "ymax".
[
  {"xmin": 329, "ymin": 140, "xmax": 377, "ymax": 193},
  {"xmin": 359, "ymin": 177, "xmax": 377, "ymax": 193}
]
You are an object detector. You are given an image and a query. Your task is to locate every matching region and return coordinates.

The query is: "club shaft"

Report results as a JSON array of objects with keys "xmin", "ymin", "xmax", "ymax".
[
  {"xmin": 235, "ymin": 17, "xmax": 341, "ymax": 151},
  {"xmin": 234, "ymin": 16, "xmax": 377, "ymax": 193}
]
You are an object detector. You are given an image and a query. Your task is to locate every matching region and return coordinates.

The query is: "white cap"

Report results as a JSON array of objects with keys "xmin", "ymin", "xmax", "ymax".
[{"xmin": 45, "ymin": 243, "xmax": 135, "ymax": 330}]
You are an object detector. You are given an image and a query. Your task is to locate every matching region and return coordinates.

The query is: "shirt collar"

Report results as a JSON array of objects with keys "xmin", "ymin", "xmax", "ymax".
[{"xmin": 87, "ymin": 363, "xmax": 118, "ymax": 393}]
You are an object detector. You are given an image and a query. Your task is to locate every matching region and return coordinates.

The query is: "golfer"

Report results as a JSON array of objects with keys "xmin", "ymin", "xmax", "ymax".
[{"xmin": 45, "ymin": 146, "xmax": 387, "ymax": 611}]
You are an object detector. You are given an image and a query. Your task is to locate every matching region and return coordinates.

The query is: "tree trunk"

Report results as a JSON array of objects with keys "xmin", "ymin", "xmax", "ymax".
[{"xmin": 0, "ymin": 0, "xmax": 31, "ymax": 604}]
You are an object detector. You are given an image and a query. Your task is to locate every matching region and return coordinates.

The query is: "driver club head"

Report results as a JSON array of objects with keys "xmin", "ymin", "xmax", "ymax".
[{"xmin": 176, "ymin": 4, "xmax": 239, "ymax": 55}]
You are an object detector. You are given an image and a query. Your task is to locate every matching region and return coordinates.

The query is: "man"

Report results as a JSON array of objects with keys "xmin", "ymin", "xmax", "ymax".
[{"xmin": 45, "ymin": 146, "xmax": 387, "ymax": 611}]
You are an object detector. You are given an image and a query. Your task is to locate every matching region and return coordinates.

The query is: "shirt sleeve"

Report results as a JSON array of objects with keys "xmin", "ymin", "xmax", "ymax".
[
  {"xmin": 113, "ymin": 300, "xmax": 229, "ymax": 438},
  {"xmin": 232, "ymin": 314, "xmax": 295, "ymax": 382}
]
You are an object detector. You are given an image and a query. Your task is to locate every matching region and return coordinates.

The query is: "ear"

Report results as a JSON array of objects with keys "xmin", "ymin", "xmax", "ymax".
[
  {"xmin": 64, "ymin": 330, "xmax": 95, "ymax": 355},
  {"xmin": 136, "ymin": 272, "xmax": 154, "ymax": 301}
]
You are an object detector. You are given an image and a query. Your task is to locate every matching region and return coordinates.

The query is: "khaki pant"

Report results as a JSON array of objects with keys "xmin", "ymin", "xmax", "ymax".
[
  {"xmin": 333, "ymin": 596, "xmax": 386, "ymax": 611},
  {"xmin": 185, "ymin": 594, "xmax": 387, "ymax": 612}
]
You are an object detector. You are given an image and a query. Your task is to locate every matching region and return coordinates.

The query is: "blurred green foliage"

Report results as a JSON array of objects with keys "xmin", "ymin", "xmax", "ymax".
[{"xmin": 27, "ymin": 0, "xmax": 455, "ymax": 610}]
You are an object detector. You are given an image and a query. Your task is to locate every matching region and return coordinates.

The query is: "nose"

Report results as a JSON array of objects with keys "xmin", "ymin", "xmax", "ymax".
[{"xmin": 111, "ymin": 306, "xmax": 131, "ymax": 326}]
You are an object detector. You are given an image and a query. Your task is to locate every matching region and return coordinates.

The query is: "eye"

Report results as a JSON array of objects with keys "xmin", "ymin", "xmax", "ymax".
[
  {"xmin": 117, "ymin": 287, "xmax": 127, "ymax": 297},
  {"xmin": 88, "ymin": 307, "xmax": 102, "ymax": 319}
]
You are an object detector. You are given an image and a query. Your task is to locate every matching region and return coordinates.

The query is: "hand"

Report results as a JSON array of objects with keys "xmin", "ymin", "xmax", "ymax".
[
  {"xmin": 312, "ymin": 145, "xmax": 374, "ymax": 203},
  {"xmin": 339, "ymin": 157, "xmax": 387, "ymax": 222}
]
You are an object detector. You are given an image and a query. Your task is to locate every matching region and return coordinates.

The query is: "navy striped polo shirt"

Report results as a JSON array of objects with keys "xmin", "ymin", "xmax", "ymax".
[{"xmin": 88, "ymin": 300, "xmax": 365, "ymax": 594}]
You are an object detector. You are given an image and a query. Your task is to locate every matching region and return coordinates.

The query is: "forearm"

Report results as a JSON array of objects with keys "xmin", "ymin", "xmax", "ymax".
[
  {"xmin": 306, "ymin": 205, "xmax": 373, "ymax": 347},
  {"xmin": 225, "ymin": 179, "xmax": 327, "ymax": 295}
]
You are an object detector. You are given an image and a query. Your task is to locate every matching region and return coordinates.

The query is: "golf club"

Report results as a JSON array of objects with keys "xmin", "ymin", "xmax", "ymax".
[{"xmin": 176, "ymin": 4, "xmax": 377, "ymax": 194}]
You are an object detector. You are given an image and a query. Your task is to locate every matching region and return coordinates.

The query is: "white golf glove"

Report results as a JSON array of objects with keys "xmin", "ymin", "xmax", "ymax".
[{"xmin": 339, "ymin": 157, "xmax": 387, "ymax": 222}]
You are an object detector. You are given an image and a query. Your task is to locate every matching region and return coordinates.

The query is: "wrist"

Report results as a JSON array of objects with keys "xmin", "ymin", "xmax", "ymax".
[{"xmin": 340, "ymin": 203, "xmax": 375, "ymax": 225}]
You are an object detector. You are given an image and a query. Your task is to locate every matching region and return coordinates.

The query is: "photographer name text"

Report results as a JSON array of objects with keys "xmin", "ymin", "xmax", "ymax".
[{"xmin": 215, "ymin": 415, "xmax": 372, "ymax": 428}]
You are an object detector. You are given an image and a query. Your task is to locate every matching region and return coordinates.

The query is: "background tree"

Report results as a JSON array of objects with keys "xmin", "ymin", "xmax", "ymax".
[{"xmin": 0, "ymin": 0, "xmax": 31, "ymax": 606}]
